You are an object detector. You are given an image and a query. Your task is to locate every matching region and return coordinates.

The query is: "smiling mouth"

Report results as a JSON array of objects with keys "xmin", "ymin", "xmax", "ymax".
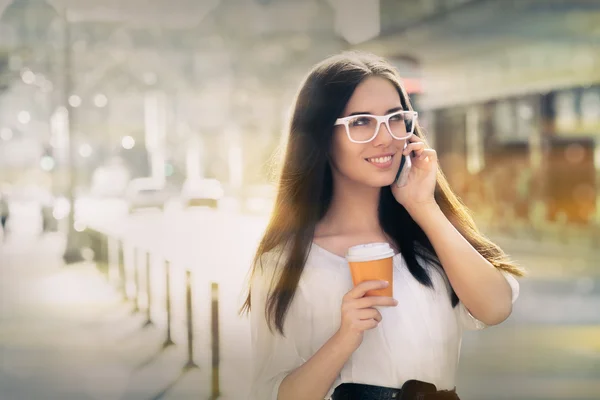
[{"xmin": 365, "ymin": 155, "xmax": 393, "ymax": 165}]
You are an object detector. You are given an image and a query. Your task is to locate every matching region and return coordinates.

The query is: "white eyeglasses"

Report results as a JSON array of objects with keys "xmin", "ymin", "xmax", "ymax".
[{"xmin": 334, "ymin": 110, "xmax": 418, "ymax": 144}]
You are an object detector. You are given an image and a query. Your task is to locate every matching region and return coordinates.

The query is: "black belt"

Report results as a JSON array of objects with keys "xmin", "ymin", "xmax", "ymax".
[{"xmin": 331, "ymin": 380, "xmax": 460, "ymax": 400}]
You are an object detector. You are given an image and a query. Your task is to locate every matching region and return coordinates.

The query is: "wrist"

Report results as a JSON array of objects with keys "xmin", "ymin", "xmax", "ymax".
[
  {"xmin": 404, "ymin": 200, "xmax": 440, "ymax": 221},
  {"xmin": 332, "ymin": 330, "xmax": 359, "ymax": 355}
]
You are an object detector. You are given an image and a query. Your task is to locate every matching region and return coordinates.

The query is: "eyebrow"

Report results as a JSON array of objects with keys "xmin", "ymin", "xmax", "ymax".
[{"xmin": 348, "ymin": 106, "xmax": 403, "ymax": 117}]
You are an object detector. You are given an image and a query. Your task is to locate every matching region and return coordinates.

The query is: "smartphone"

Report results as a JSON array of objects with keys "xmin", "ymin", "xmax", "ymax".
[{"xmin": 395, "ymin": 150, "xmax": 412, "ymax": 188}]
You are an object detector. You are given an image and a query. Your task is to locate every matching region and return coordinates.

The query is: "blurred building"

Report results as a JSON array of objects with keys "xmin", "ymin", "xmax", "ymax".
[{"xmin": 362, "ymin": 0, "xmax": 600, "ymax": 226}]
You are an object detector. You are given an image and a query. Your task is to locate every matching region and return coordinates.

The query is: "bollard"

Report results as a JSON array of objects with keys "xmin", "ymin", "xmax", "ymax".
[
  {"xmin": 107, "ymin": 236, "xmax": 118, "ymax": 285},
  {"xmin": 94, "ymin": 231, "xmax": 108, "ymax": 275},
  {"xmin": 162, "ymin": 261, "xmax": 174, "ymax": 348},
  {"xmin": 144, "ymin": 252, "xmax": 153, "ymax": 327},
  {"xmin": 90, "ymin": 230, "xmax": 102, "ymax": 273},
  {"xmin": 184, "ymin": 270, "xmax": 198, "ymax": 370},
  {"xmin": 101, "ymin": 233, "xmax": 109, "ymax": 275},
  {"xmin": 132, "ymin": 248, "xmax": 141, "ymax": 313},
  {"xmin": 211, "ymin": 282, "xmax": 221, "ymax": 399},
  {"xmin": 118, "ymin": 241, "xmax": 127, "ymax": 301}
]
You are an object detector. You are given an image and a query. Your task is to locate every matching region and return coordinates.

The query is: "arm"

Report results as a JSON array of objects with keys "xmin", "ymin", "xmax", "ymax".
[
  {"xmin": 277, "ymin": 333, "xmax": 354, "ymax": 400},
  {"xmin": 407, "ymin": 202, "xmax": 513, "ymax": 326}
]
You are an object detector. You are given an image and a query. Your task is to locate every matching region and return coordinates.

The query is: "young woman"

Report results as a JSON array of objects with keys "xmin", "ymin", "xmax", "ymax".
[{"xmin": 240, "ymin": 51, "xmax": 523, "ymax": 400}]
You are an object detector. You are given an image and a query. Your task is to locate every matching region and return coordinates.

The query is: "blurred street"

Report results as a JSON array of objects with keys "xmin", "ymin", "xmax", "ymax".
[
  {"xmin": 1, "ymin": 204, "xmax": 599, "ymax": 399},
  {"xmin": 1, "ymin": 0, "xmax": 600, "ymax": 399}
]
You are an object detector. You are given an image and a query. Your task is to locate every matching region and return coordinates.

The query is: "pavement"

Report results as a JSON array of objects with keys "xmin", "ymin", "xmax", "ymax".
[{"xmin": 0, "ymin": 233, "xmax": 213, "ymax": 400}]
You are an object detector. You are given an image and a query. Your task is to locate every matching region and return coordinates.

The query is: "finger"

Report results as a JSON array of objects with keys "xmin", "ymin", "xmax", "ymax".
[
  {"xmin": 418, "ymin": 148, "xmax": 437, "ymax": 161},
  {"xmin": 403, "ymin": 142, "xmax": 426, "ymax": 156},
  {"xmin": 347, "ymin": 280, "xmax": 389, "ymax": 299},
  {"xmin": 403, "ymin": 141, "xmax": 425, "ymax": 151},
  {"xmin": 406, "ymin": 133, "xmax": 420, "ymax": 143},
  {"xmin": 354, "ymin": 296, "xmax": 398, "ymax": 309},
  {"xmin": 356, "ymin": 319, "xmax": 380, "ymax": 331},
  {"xmin": 355, "ymin": 308, "xmax": 382, "ymax": 322}
]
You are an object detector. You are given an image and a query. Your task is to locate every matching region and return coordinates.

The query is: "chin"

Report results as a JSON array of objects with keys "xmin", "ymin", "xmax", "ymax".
[
  {"xmin": 367, "ymin": 174, "xmax": 397, "ymax": 188},
  {"xmin": 381, "ymin": 176, "xmax": 397, "ymax": 188}
]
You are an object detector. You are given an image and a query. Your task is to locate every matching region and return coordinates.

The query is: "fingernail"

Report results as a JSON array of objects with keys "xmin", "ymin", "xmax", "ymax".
[{"xmin": 382, "ymin": 280, "xmax": 389, "ymax": 286}]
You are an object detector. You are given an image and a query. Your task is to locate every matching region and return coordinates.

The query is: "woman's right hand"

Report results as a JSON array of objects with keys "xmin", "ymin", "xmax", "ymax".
[{"xmin": 335, "ymin": 280, "xmax": 398, "ymax": 352}]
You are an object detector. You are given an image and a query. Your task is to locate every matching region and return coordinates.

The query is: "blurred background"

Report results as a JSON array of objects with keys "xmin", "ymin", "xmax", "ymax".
[{"xmin": 0, "ymin": 0, "xmax": 599, "ymax": 399}]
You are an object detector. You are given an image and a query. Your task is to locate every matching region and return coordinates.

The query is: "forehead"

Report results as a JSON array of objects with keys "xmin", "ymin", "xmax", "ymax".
[{"xmin": 343, "ymin": 76, "xmax": 401, "ymax": 115}]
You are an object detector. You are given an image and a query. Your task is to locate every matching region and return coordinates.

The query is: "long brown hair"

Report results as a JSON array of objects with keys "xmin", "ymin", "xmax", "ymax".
[{"xmin": 240, "ymin": 51, "xmax": 524, "ymax": 335}]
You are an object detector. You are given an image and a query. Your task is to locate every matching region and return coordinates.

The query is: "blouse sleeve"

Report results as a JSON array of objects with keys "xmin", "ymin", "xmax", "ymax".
[
  {"xmin": 248, "ymin": 253, "xmax": 306, "ymax": 400},
  {"xmin": 459, "ymin": 270, "xmax": 520, "ymax": 331}
]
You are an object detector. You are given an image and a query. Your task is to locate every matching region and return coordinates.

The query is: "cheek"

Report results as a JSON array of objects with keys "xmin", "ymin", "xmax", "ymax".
[{"xmin": 330, "ymin": 133, "xmax": 364, "ymax": 173}]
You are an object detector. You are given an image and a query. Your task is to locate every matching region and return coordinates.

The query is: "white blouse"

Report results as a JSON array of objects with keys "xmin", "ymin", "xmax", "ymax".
[{"xmin": 249, "ymin": 243, "xmax": 520, "ymax": 400}]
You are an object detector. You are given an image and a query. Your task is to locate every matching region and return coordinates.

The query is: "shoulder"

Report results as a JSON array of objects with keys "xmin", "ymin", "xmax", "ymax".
[
  {"xmin": 257, "ymin": 241, "xmax": 295, "ymax": 270},
  {"xmin": 252, "ymin": 244, "xmax": 292, "ymax": 290}
]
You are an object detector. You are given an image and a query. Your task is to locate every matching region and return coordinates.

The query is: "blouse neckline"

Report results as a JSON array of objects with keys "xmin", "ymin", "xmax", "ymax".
[{"xmin": 311, "ymin": 242, "xmax": 402, "ymax": 263}]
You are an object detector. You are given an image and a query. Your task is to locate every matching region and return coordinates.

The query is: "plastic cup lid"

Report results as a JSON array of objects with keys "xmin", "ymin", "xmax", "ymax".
[{"xmin": 345, "ymin": 242, "xmax": 395, "ymax": 262}]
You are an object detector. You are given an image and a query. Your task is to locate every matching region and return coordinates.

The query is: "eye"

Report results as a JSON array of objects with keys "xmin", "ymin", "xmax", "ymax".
[
  {"xmin": 350, "ymin": 116, "xmax": 372, "ymax": 127},
  {"xmin": 389, "ymin": 113, "xmax": 404, "ymax": 122}
]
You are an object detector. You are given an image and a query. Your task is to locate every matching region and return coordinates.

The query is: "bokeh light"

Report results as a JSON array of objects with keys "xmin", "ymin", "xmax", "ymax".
[
  {"xmin": 21, "ymin": 69, "xmax": 35, "ymax": 84},
  {"xmin": 74, "ymin": 220, "xmax": 87, "ymax": 232},
  {"xmin": 121, "ymin": 136, "xmax": 135, "ymax": 150},
  {"xmin": 39, "ymin": 156, "xmax": 55, "ymax": 171},
  {"xmin": 94, "ymin": 94, "xmax": 108, "ymax": 108},
  {"xmin": 78, "ymin": 144, "xmax": 93, "ymax": 158},
  {"xmin": 17, "ymin": 111, "xmax": 31, "ymax": 124},
  {"xmin": 68, "ymin": 95, "xmax": 82, "ymax": 108},
  {"xmin": 0, "ymin": 128, "xmax": 13, "ymax": 141}
]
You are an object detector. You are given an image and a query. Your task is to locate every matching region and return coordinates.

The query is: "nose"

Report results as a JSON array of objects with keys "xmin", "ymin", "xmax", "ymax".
[{"xmin": 371, "ymin": 120, "xmax": 393, "ymax": 147}]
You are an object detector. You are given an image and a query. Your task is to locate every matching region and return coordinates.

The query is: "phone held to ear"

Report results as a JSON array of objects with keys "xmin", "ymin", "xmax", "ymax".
[{"xmin": 395, "ymin": 151, "xmax": 412, "ymax": 188}]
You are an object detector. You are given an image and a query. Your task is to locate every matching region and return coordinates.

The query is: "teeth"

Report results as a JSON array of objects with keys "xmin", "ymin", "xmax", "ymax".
[{"xmin": 368, "ymin": 156, "xmax": 392, "ymax": 164}]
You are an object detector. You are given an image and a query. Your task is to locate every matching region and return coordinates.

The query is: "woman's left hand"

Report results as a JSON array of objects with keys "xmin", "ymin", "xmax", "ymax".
[{"xmin": 391, "ymin": 134, "xmax": 438, "ymax": 212}]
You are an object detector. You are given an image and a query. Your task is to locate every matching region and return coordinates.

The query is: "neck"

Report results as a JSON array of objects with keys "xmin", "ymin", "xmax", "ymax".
[{"xmin": 318, "ymin": 172, "xmax": 382, "ymax": 236}]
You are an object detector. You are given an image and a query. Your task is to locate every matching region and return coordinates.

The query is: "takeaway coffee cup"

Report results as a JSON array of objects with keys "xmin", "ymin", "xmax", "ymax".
[{"xmin": 346, "ymin": 243, "xmax": 395, "ymax": 297}]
